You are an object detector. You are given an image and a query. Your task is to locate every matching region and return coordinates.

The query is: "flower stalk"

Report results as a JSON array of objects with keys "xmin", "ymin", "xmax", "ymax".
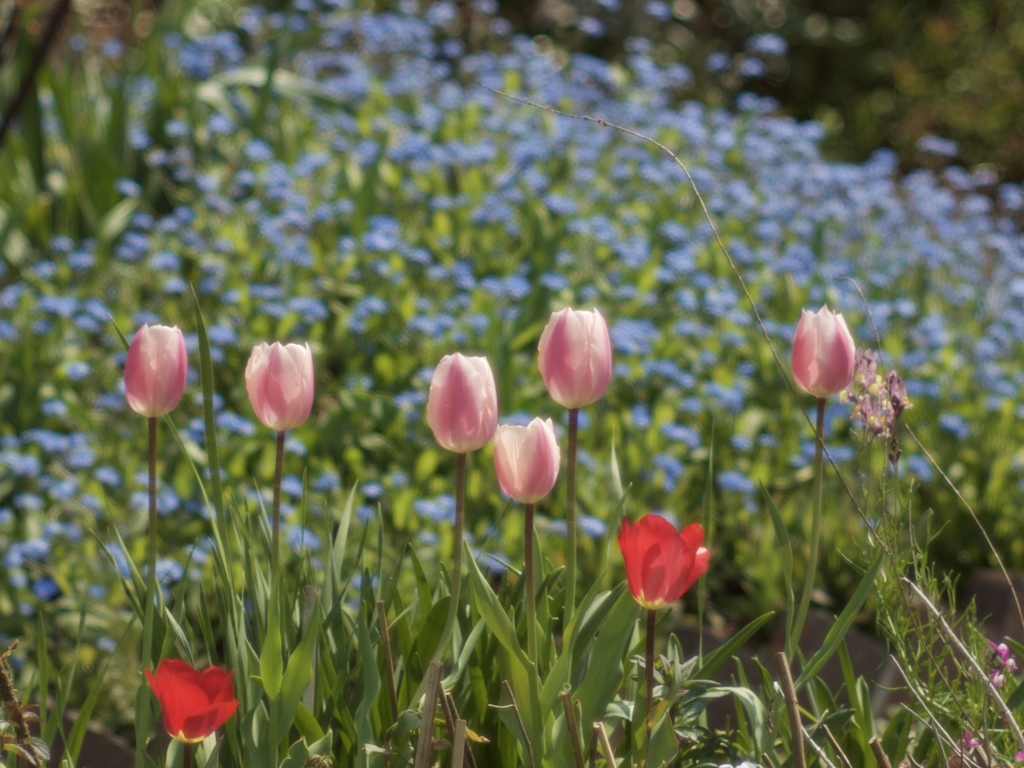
[
  {"xmin": 524, "ymin": 502, "xmax": 537, "ymax": 664},
  {"xmin": 565, "ymin": 407, "xmax": 579, "ymax": 630},
  {"xmin": 790, "ymin": 396, "xmax": 826, "ymax": 656},
  {"xmin": 148, "ymin": 415, "xmax": 158, "ymax": 589},
  {"xmin": 272, "ymin": 429, "xmax": 285, "ymax": 573}
]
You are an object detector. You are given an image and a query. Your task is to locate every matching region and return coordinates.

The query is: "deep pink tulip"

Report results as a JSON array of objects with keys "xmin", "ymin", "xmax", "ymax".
[
  {"xmin": 618, "ymin": 514, "xmax": 709, "ymax": 611},
  {"xmin": 791, "ymin": 305, "xmax": 856, "ymax": 398},
  {"xmin": 426, "ymin": 353, "xmax": 498, "ymax": 453},
  {"xmin": 124, "ymin": 324, "xmax": 188, "ymax": 418},
  {"xmin": 494, "ymin": 418, "xmax": 560, "ymax": 504},
  {"xmin": 245, "ymin": 342, "xmax": 315, "ymax": 432},
  {"xmin": 538, "ymin": 307, "xmax": 613, "ymax": 410}
]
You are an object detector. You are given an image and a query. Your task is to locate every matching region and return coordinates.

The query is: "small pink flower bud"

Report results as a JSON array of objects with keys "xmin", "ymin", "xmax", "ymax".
[
  {"xmin": 538, "ymin": 307, "xmax": 613, "ymax": 410},
  {"xmin": 244, "ymin": 342, "xmax": 315, "ymax": 432},
  {"xmin": 426, "ymin": 353, "xmax": 498, "ymax": 453},
  {"xmin": 124, "ymin": 324, "xmax": 188, "ymax": 418},
  {"xmin": 791, "ymin": 305, "xmax": 856, "ymax": 398},
  {"xmin": 493, "ymin": 418, "xmax": 560, "ymax": 504}
]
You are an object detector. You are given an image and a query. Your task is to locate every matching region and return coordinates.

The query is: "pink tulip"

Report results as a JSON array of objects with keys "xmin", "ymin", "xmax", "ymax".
[
  {"xmin": 426, "ymin": 353, "xmax": 498, "ymax": 453},
  {"xmin": 124, "ymin": 324, "xmax": 188, "ymax": 418},
  {"xmin": 245, "ymin": 342, "xmax": 315, "ymax": 432},
  {"xmin": 538, "ymin": 307, "xmax": 613, "ymax": 410},
  {"xmin": 791, "ymin": 305, "xmax": 856, "ymax": 398},
  {"xmin": 494, "ymin": 418, "xmax": 560, "ymax": 504}
]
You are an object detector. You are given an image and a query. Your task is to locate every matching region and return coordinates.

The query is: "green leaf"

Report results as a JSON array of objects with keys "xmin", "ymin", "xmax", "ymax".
[
  {"xmin": 260, "ymin": 576, "xmax": 284, "ymax": 700},
  {"xmin": 276, "ymin": 601, "xmax": 323, "ymax": 736},
  {"xmin": 354, "ymin": 611, "xmax": 381, "ymax": 767},
  {"xmin": 695, "ymin": 612, "xmax": 774, "ymax": 679},
  {"xmin": 324, "ymin": 484, "xmax": 357, "ymax": 610},
  {"xmin": 762, "ymin": 483, "xmax": 794, "ymax": 654},
  {"xmin": 716, "ymin": 686, "xmax": 768, "ymax": 757},
  {"xmin": 795, "ymin": 550, "xmax": 884, "ymax": 690}
]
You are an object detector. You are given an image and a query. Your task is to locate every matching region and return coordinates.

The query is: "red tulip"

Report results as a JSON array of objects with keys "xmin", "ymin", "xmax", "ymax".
[
  {"xmin": 245, "ymin": 341, "xmax": 315, "ymax": 432},
  {"xmin": 493, "ymin": 417, "xmax": 560, "ymax": 504},
  {"xmin": 791, "ymin": 305, "xmax": 856, "ymax": 398},
  {"xmin": 426, "ymin": 352, "xmax": 498, "ymax": 453},
  {"xmin": 144, "ymin": 659, "xmax": 238, "ymax": 744},
  {"xmin": 538, "ymin": 307, "xmax": 613, "ymax": 410},
  {"xmin": 618, "ymin": 514, "xmax": 709, "ymax": 611},
  {"xmin": 124, "ymin": 324, "xmax": 188, "ymax": 418}
]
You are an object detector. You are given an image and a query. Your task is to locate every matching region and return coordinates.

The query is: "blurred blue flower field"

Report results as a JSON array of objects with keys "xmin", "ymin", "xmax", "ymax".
[{"xmin": 1, "ymin": 0, "xmax": 1024, "ymax": 753}]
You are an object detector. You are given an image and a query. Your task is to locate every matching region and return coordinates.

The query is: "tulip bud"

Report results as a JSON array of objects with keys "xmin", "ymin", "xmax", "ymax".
[
  {"xmin": 494, "ymin": 418, "xmax": 560, "ymax": 504},
  {"xmin": 124, "ymin": 324, "xmax": 188, "ymax": 418},
  {"xmin": 791, "ymin": 305, "xmax": 856, "ymax": 398},
  {"xmin": 538, "ymin": 307, "xmax": 613, "ymax": 410},
  {"xmin": 426, "ymin": 353, "xmax": 498, "ymax": 453},
  {"xmin": 145, "ymin": 659, "xmax": 238, "ymax": 744},
  {"xmin": 245, "ymin": 342, "xmax": 315, "ymax": 432},
  {"xmin": 618, "ymin": 514, "xmax": 709, "ymax": 611}
]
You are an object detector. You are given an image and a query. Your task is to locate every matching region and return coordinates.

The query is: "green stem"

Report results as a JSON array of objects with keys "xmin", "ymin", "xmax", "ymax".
[
  {"xmin": 524, "ymin": 502, "xmax": 537, "ymax": 665},
  {"xmin": 148, "ymin": 416, "xmax": 158, "ymax": 587},
  {"xmin": 272, "ymin": 429, "xmax": 285, "ymax": 573},
  {"xmin": 412, "ymin": 453, "xmax": 468, "ymax": 709},
  {"xmin": 184, "ymin": 743, "xmax": 192, "ymax": 768},
  {"xmin": 791, "ymin": 397, "xmax": 826, "ymax": 657},
  {"xmin": 564, "ymin": 408, "xmax": 579, "ymax": 632},
  {"xmin": 645, "ymin": 609, "xmax": 655, "ymax": 730},
  {"xmin": 433, "ymin": 454, "xmax": 467, "ymax": 662}
]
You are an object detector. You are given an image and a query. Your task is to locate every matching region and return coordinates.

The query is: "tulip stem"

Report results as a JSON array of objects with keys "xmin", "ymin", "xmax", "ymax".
[
  {"xmin": 272, "ymin": 429, "xmax": 285, "ymax": 573},
  {"xmin": 564, "ymin": 407, "xmax": 579, "ymax": 633},
  {"xmin": 524, "ymin": 502, "xmax": 538, "ymax": 665},
  {"xmin": 148, "ymin": 416, "xmax": 158, "ymax": 593},
  {"xmin": 791, "ymin": 397, "xmax": 826, "ymax": 657},
  {"xmin": 184, "ymin": 743, "xmax": 192, "ymax": 768},
  {"xmin": 645, "ymin": 608, "xmax": 655, "ymax": 737}
]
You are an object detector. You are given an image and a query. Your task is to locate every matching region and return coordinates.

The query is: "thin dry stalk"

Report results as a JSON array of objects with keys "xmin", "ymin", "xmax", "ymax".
[
  {"xmin": 497, "ymin": 680, "xmax": 536, "ymax": 768},
  {"xmin": 596, "ymin": 722, "xmax": 616, "ymax": 767},
  {"xmin": 802, "ymin": 725, "xmax": 838, "ymax": 768},
  {"xmin": 377, "ymin": 600, "xmax": 399, "ymax": 720},
  {"xmin": 441, "ymin": 691, "xmax": 477, "ymax": 768},
  {"xmin": 821, "ymin": 725, "xmax": 854, "ymax": 768},
  {"xmin": 452, "ymin": 719, "xmax": 467, "ymax": 768},
  {"xmin": 903, "ymin": 578, "xmax": 1024, "ymax": 755},
  {"xmin": 905, "ymin": 424, "xmax": 1024, "ymax": 636},
  {"xmin": 869, "ymin": 737, "xmax": 893, "ymax": 768},
  {"xmin": 774, "ymin": 652, "xmax": 806, "ymax": 768},
  {"xmin": 559, "ymin": 690, "xmax": 586, "ymax": 768},
  {"xmin": 413, "ymin": 661, "xmax": 443, "ymax": 768},
  {"xmin": 893, "ymin": 659, "xmax": 974, "ymax": 768}
]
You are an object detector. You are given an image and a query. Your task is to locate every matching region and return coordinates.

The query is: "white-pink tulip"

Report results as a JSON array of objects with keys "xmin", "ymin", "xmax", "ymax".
[
  {"xmin": 426, "ymin": 353, "xmax": 498, "ymax": 454},
  {"xmin": 493, "ymin": 418, "xmax": 560, "ymax": 504},
  {"xmin": 538, "ymin": 307, "xmax": 613, "ymax": 410},
  {"xmin": 124, "ymin": 324, "xmax": 188, "ymax": 418},
  {"xmin": 791, "ymin": 305, "xmax": 856, "ymax": 398},
  {"xmin": 245, "ymin": 342, "xmax": 315, "ymax": 432}
]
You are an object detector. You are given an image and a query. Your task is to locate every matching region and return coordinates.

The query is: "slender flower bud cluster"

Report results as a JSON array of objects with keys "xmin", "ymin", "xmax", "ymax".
[{"xmin": 986, "ymin": 639, "xmax": 1018, "ymax": 689}]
